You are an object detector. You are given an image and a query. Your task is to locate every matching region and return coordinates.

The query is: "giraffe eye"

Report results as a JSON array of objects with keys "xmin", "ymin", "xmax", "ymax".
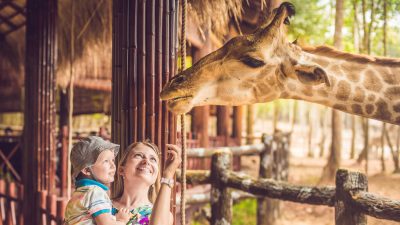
[{"xmin": 240, "ymin": 56, "xmax": 265, "ymax": 68}]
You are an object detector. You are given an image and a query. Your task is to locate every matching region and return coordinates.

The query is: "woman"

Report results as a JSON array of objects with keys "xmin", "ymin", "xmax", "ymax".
[{"xmin": 112, "ymin": 140, "xmax": 181, "ymax": 225}]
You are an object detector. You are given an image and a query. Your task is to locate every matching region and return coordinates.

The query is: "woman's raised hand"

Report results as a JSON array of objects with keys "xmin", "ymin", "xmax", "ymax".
[{"xmin": 162, "ymin": 144, "xmax": 182, "ymax": 179}]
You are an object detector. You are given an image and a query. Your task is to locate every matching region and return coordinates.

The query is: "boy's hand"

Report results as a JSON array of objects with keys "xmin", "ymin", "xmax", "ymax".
[{"xmin": 116, "ymin": 208, "xmax": 131, "ymax": 223}]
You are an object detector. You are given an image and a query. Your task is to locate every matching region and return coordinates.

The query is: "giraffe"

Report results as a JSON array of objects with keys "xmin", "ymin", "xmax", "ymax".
[{"xmin": 160, "ymin": 2, "xmax": 400, "ymax": 125}]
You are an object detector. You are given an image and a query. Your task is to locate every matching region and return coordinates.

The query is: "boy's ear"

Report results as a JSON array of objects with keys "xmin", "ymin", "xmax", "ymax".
[{"xmin": 81, "ymin": 167, "xmax": 91, "ymax": 176}]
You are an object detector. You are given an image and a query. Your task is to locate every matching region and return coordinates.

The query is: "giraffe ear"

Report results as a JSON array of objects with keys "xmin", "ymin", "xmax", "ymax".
[{"xmin": 294, "ymin": 64, "xmax": 331, "ymax": 87}]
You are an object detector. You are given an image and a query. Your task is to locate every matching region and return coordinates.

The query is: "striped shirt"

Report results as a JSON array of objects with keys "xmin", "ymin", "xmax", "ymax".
[{"xmin": 64, "ymin": 179, "xmax": 113, "ymax": 225}]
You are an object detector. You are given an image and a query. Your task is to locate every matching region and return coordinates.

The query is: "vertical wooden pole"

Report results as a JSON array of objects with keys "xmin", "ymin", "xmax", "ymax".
[
  {"xmin": 146, "ymin": 0, "xmax": 156, "ymax": 141},
  {"xmin": 24, "ymin": 0, "xmax": 57, "ymax": 223},
  {"xmin": 257, "ymin": 135, "xmax": 278, "ymax": 225},
  {"xmin": 247, "ymin": 105, "xmax": 254, "ymax": 144},
  {"xmin": 232, "ymin": 106, "xmax": 243, "ymax": 145},
  {"xmin": 59, "ymin": 90, "xmax": 68, "ymax": 197},
  {"xmin": 335, "ymin": 169, "xmax": 367, "ymax": 225},
  {"xmin": 154, "ymin": 0, "xmax": 163, "ymax": 148},
  {"xmin": 217, "ymin": 106, "xmax": 231, "ymax": 145},
  {"xmin": 211, "ymin": 150, "xmax": 232, "ymax": 225}
]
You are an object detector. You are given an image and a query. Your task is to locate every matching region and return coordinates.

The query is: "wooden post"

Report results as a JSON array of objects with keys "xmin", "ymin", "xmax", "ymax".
[
  {"xmin": 211, "ymin": 150, "xmax": 232, "ymax": 225},
  {"xmin": 56, "ymin": 199, "xmax": 67, "ymax": 225},
  {"xmin": 247, "ymin": 105, "xmax": 254, "ymax": 144},
  {"xmin": 232, "ymin": 106, "xmax": 243, "ymax": 145},
  {"xmin": 257, "ymin": 135, "xmax": 278, "ymax": 225},
  {"xmin": 24, "ymin": 0, "xmax": 58, "ymax": 223},
  {"xmin": 335, "ymin": 169, "xmax": 367, "ymax": 225},
  {"xmin": 46, "ymin": 194, "xmax": 57, "ymax": 225},
  {"xmin": 217, "ymin": 106, "xmax": 231, "ymax": 145}
]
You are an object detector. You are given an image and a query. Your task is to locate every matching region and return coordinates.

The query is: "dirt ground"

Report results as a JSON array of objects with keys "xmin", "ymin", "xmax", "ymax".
[{"xmin": 241, "ymin": 156, "xmax": 400, "ymax": 225}]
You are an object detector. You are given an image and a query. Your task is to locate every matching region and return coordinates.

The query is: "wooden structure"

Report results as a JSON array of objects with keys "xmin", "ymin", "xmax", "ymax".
[
  {"xmin": 23, "ymin": 0, "xmax": 57, "ymax": 224},
  {"xmin": 181, "ymin": 156, "xmax": 400, "ymax": 225}
]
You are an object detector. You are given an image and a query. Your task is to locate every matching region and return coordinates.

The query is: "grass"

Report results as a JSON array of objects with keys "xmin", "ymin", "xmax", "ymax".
[{"xmin": 191, "ymin": 198, "xmax": 257, "ymax": 225}]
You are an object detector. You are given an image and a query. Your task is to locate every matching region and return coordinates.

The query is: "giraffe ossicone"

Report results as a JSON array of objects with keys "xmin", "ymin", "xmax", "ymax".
[{"xmin": 160, "ymin": 2, "xmax": 400, "ymax": 125}]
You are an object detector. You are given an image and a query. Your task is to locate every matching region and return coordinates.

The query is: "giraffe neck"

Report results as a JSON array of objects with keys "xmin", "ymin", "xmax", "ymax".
[{"xmin": 284, "ymin": 47, "xmax": 400, "ymax": 125}]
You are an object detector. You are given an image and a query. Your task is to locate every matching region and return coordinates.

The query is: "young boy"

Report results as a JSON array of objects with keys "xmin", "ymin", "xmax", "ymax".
[{"xmin": 65, "ymin": 136, "xmax": 130, "ymax": 225}]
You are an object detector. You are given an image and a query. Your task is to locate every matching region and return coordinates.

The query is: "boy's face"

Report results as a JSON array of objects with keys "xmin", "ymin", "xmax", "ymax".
[{"xmin": 87, "ymin": 150, "xmax": 116, "ymax": 185}]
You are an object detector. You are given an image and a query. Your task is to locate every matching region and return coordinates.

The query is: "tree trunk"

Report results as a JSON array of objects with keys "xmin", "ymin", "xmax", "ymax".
[
  {"xmin": 290, "ymin": 100, "xmax": 298, "ymax": 134},
  {"xmin": 273, "ymin": 101, "xmax": 280, "ymax": 132},
  {"xmin": 307, "ymin": 106, "xmax": 314, "ymax": 157},
  {"xmin": 384, "ymin": 126, "xmax": 400, "ymax": 173},
  {"xmin": 319, "ymin": 107, "xmax": 327, "ymax": 158},
  {"xmin": 247, "ymin": 105, "xmax": 255, "ymax": 144},
  {"xmin": 321, "ymin": 0, "xmax": 344, "ymax": 182},
  {"xmin": 350, "ymin": 115, "xmax": 357, "ymax": 159},
  {"xmin": 364, "ymin": 119, "xmax": 369, "ymax": 174},
  {"xmin": 380, "ymin": 123, "xmax": 386, "ymax": 172}
]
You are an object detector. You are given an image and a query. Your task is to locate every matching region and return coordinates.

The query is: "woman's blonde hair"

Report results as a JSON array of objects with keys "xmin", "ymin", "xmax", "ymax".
[{"xmin": 112, "ymin": 140, "xmax": 161, "ymax": 203}]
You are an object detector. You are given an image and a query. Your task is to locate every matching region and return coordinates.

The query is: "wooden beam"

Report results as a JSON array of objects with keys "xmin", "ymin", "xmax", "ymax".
[{"xmin": 23, "ymin": 0, "xmax": 57, "ymax": 224}]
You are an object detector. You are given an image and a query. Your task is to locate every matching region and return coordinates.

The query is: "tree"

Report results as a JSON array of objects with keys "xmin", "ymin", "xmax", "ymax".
[{"xmin": 321, "ymin": 0, "xmax": 344, "ymax": 182}]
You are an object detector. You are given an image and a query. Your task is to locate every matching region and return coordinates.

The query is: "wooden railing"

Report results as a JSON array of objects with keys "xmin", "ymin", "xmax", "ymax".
[
  {"xmin": 178, "ymin": 150, "xmax": 400, "ymax": 225},
  {"xmin": 0, "ymin": 179, "xmax": 68, "ymax": 225}
]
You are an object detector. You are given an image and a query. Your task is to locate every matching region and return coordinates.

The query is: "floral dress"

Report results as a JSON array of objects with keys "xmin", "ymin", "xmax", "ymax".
[{"xmin": 112, "ymin": 204, "xmax": 152, "ymax": 225}]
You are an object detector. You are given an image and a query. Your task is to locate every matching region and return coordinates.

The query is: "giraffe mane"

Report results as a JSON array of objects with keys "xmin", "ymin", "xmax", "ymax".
[{"xmin": 300, "ymin": 45, "xmax": 400, "ymax": 67}]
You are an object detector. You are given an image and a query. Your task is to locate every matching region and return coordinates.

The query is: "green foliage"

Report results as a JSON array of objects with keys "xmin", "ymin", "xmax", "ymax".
[
  {"xmin": 232, "ymin": 199, "xmax": 257, "ymax": 225},
  {"xmin": 287, "ymin": 0, "xmax": 334, "ymax": 45}
]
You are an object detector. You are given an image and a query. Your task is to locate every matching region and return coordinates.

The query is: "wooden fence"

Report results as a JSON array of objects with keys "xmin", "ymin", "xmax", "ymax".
[
  {"xmin": 178, "ymin": 150, "xmax": 400, "ymax": 225},
  {"xmin": 0, "ymin": 179, "xmax": 68, "ymax": 225}
]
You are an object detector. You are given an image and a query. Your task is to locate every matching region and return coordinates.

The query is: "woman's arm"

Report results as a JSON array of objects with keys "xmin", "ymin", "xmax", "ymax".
[{"xmin": 150, "ymin": 144, "xmax": 181, "ymax": 225}]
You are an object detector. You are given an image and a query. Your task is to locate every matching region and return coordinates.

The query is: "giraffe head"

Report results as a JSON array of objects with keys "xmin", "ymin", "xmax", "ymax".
[{"xmin": 160, "ymin": 2, "xmax": 330, "ymax": 114}]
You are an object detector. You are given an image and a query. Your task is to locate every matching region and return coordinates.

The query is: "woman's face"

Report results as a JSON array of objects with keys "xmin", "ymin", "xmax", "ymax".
[{"xmin": 120, "ymin": 144, "xmax": 159, "ymax": 186}]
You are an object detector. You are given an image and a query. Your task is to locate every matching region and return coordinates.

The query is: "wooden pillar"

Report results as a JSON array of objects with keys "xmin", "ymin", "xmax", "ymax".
[
  {"xmin": 211, "ymin": 150, "xmax": 232, "ymax": 224},
  {"xmin": 232, "ymin": 106, "xmax": 243, "ymax": 145},
  {"xmin": 246, "ymin": 105, "xmax": 255, "ymax": 144},
  {"xmin": 335, "ymin": 169, "xmax": 367, "ymax": 225},
  {"xmin": 217, "ymin": 106, "xmax": 231, "ymax": 145},
  {"xmin": 190, "ymin": 33, "xmax": 212, "ymax": 147},
  {"xmin": 59, "ymin": 89, "xmax": 68, "ymax": 197},
  {"xmin": 23, "ymin": 0, "xmax": 57, "ymax": 223}
]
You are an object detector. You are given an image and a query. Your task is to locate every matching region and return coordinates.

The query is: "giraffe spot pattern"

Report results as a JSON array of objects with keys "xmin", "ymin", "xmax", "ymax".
[
  {"xmin": 341, "ymin": 63, "xmax": 361, "ymax": 82},
  {"xmin": 384, "ymin": 87, "xmax": 400, "ymax": 100},
  {"xmin": 395, "ymin": 116, "xmax": 400, "ymax": 125},
  {"xmin": 379, "ymin": 67, "xmax": 397, "ymax": 84},
  {"xmin": 353, "ymin": 87, "xmax": 365, "ymax": 102},
  {"xmin": 336, "ymin": 80, "xmax": 351, "ymax": 101},
  {"xmin": 365, "ymin": 104, "xmax": 374, "ymax": 115},
  {"xmin": 373, "ymin": 99, "xmax": 391, "ymax": 121},
  {"xmin": 393, "ymin": 103, "xmax": 400, "ymax": 113},
  {"xmin": 364, "ymin": 70, "xmax": 383, "ymax": 92},
  {"xmin": 367, "ymin": 94, "xmax": 376, "ymax": 102},
  {"xmin": 351, "ymin": 104, "xmax": 363, "ymax": 115},
  {"xmin": 333, "ymin": 104, "xmax": 347, "ymax": 111}
]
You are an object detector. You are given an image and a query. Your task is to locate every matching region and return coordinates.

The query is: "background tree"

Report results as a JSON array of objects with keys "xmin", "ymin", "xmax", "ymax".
[{"xmin": 320, "ymin": 0, "xmax": 344, "ymax": 182}]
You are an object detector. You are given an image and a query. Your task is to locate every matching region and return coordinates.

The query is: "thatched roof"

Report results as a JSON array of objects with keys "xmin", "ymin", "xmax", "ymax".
[{"xmin": 0, "ymin": 0, "xmax": 268, "ymax": 114}]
